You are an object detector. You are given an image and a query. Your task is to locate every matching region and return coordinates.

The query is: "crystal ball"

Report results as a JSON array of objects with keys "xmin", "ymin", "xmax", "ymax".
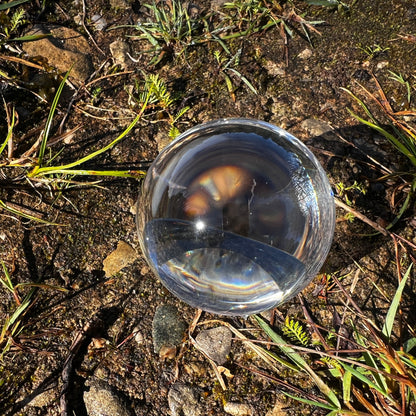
[{"xmin": 137, "ymin": 119, "xmax": 335, "ymax": 316}]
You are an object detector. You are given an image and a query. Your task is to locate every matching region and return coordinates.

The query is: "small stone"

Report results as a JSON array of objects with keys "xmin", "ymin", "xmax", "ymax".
[
  {"xmin": 103, "ymin": 241, "xmax": 138, "ymax": 277},
  {"xmin": 168, "ymin": 382, "xmax": 201, "ymax": 416},
  {"xmin": 29, "ymin": 386, "xmax": 58, "ymax": 408},
  {"xmin": 298, "ymin": 48, "xmax": 313, "ymax": 60},
  {"xmin": 266, "ymin": 400, "xmax": 288, "ymax": 416},
  {"xmin": 154, "ymin": 129, "xmax": 172, "ymax": 153},
  {"xmin": 130, "ymin": 201, "xmax": 137, "ymax": 216},
  {"xmin": 84, "ymin": 380, "xmax": 132, "ymax": 416},
  {"xmin": 22, "ymin": 25, "xmax": 94, "ymax": 82},
  {"xmin": 133, "ymin": 327, "xmax": 144, "ymax": 345},
  {"xmin": 300, "ymin": 118, "xmax": 333, "ymax": 138},
  {"xmin": 376, "ymin": 60, "xmax": 389, "ymax": 69},
  {"xmin": 152, "ymin": 304, "xmax": 187, "ymax": 356},
  {"xmin": 159, "ymin": 345, "xmax": 177, "ymax": 360},
  {"xmin": 91, "ymin": 14, "xmax": 107, "ymax": 31},
  {"xmin": 140, "ymin": 265, "xmax": 150, "ymax": 275},
  {"xmin": 263, "ymin": 60, "xmax": 286, "ymax": 77},
  {"xmin": 224, "ymin": 402, "xmax": 253, "ymax": 416},
  {"xmin": 110, "ymin": 40, "xmax": 131, "ymax": 69},
  {"xmin": 195, "ymin": 326, "xmax": 232, "ymax": 364}
]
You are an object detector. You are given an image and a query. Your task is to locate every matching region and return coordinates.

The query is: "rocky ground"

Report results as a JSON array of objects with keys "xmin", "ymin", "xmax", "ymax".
[{"xmin": 0, "ymin": 0, "xmax": 416, "ymax": 415}]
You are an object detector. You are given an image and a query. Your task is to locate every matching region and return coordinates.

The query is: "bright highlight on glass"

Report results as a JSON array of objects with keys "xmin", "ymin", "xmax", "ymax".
[{"xmin": 137, "ymin": 119, "xmax": 335, "ymax": 316}]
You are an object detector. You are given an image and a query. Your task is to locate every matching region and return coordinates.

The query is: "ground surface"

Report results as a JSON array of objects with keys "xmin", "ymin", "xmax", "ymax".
[{"xmin": 0, "ymin": 0, "xmax": 416, "ymax": 415}]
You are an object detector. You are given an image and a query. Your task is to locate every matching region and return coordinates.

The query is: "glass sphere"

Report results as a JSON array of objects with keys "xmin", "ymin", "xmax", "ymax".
[{"xmin": 137, "ymin": 119, "xmax": 335, "ymax": 316}]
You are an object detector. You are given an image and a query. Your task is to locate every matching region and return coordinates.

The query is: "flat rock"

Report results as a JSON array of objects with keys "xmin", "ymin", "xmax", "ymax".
[
  {"xmin": 84, "ymin": 379, "xmax": 132, "ymax": 416},
  {"xmin": 195, "ymin": 326, "xmax": 232, "ymax": 364},
  {"xmin": 103, "ymin": 241, "xmax": 138, "ymax": 277},
  {"xmin": 22, "ymin": 25, "xmax": 94, "ymax": 82},
  {"xmin": 224, "ymin": 402, "xmax": 253, "ymax": 415},
  {"xmin": 152, "ymin": 304, "xmax": 187, "ymax": 356},
  {"xmin": 110, "ymin": 39, "xmax": 131, "ymax": 69},
  {"xmin": 168, "ymin": 382, "xmax": 201, "ymax": 416},
  {"xmin": 300, "ymin": 118, "xmax": 334, "ymax": 139}
]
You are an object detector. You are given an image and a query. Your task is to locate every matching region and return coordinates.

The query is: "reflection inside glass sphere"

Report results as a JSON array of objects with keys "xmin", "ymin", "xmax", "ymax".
[{"xmin": 137, "ymin": 119, "xmax": 335, "ymax": 316}]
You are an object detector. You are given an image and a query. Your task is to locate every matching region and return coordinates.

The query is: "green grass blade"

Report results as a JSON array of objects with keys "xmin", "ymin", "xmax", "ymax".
[
  {"xmin": 9, "ymin": 33, "xmax": 51, "ymax": 42},
  {"xmin": 339, "ymin": 362, "xmax": 389, "ymax": 397},
  {"xmin": 352, "ymin": 321, "xmax": 389, "ymax": 394},
  {"xmin": 340, "ymin": 87, "xmax": 378, "ymax": 123},
  {"xmin": 7, "ymin": 288, "xmax": 35, "ymax": 328},
  {"xmin": 342, "ymin": 369, "xmax": 352, "ymax": 403},
  {"xmin": 255, "ymin": 315, "xmax": 341, "ymax": 409},
  {"xmin": 227, "ymin": 68, "xmax": 257, "ymax": 94},
  {"xmin": 257, "ymin": 346, "xmax": 300, "ymax": 372},
  {"xmin": 281, "ymin": 391, "xmax": 339, "ymax": 411},
  {"xmin": 38, "ymin": 69, "xmax": 72, "ymax": 166},
  {"xmin": 32, "ymin": 113, "xmax": 143, "ymax": 176},
  {"xmin": 398, "ymin": 352, "xmax": 416, "ymax": 371},
  {"xmin": 347, "ymin": 110, "xmax": 416, "ymax": 166},
  {"xmin": 32, "ymin": 85, "xmax": 152, "ymax": 177},
  {"xmin": 31, "ymin": 169, "xmax": 146, "ymax": 178},
  {"xmin": 0, "ymin": 199, "xmax": 61, "ymax": 225},
  {"xmin": 0, "ymin": 261, "xmax": 14, "ymax": 293},
  {"xmin": 0, "ymin": 107, "xmax": 14, "ymax": 157},
  {"xmin": 382, "ymin": 264, "xmax": 412, "ymax": 340},
  {"xmin": 403, "ymin": 337, "xmax": 416, "ymax": 353},
  {"xmin": 0, "ymin": 0, "xmax": 29, "ymax": 11}
]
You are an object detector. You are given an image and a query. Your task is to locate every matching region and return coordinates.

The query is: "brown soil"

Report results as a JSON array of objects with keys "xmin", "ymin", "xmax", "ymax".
[{"xmin": 0, "ymin": 0, "xmax": 416, "ymax": 415}]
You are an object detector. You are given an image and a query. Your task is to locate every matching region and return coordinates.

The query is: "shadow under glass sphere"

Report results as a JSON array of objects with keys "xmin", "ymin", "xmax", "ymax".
[{"xmin": 137, "ymin": 119, "xmax": 335, "ymax": 316}]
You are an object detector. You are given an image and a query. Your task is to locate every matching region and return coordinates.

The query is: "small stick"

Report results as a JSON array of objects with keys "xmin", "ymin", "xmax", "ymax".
[
  {"xmin": 81, "ymin": 0, "xmax": 105, "ymax": 56},
  {"xmin": 60, "ymin": 317, "xmax": 102, "ymax": 416},
  {"xmin": 334, "ymin": 197, "xmax": 391, "ymax": 236}
]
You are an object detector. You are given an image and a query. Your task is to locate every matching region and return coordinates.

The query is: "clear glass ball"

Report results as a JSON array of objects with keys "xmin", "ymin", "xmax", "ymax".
[{"xmin": 137, "ymin": 119, "xmax": 335, "ymax": 316}]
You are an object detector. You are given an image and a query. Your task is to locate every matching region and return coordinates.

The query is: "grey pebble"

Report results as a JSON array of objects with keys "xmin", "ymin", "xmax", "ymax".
[
  {"xmin": 84, "ymin": 379, "xmax": 132, "ymax": 416},
  {"xmin": 195, "ymin": 326, "xmax": 232, "ymax": 364},
  {"xmin": 110, "ymin": 40, "xmax": 131, "ymax": 69},
  {"xmin": 152, "ymin": 304, "xmax": 187, "ymax": 355},
  {"xmin": 168, "ymin": 382, "xmax": 201, "ymax": 416},
  {"xmin": 91, "ymin": 14, "xmax": 107, "ymax": 31},
  {"xmin": 300, "ymin": 118, "xmax": 333, "ymax": 138}
]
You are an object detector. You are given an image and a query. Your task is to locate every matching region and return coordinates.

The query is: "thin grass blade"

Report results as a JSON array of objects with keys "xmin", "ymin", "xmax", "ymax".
[
  {"xmin": 382, "ymin": 264, "xmax": 412, "ymax": 340},
  {"xmin": 339, "ymin": 362, "xmax": 390, "ymax": 398},
  {"xmin": 281, "ymin": 391, "xmax": 339, "ymax": 412},
  {"xmin": 0, "ymin": 199, "xmax": 61, "ymax": 225},
  {"xmin": 0, "ymin": 0, "xmax": 29, "ymax": 10},
  {"xmin": 38, "ymin": 69, "xmax": 72, "ymax": 166},
  {"xmin": 31, "ymin": 169, "xmax": 146, "ymax": 178},
  {"xmin": 32, "ymin": 84, "xmax": 152, "ymax": 177},
  {"xmin": 342, "ymin": 369, "xmax": 352, "ymax": 404},
  {"xmin": 347, "ymin": 110, "xmax": 416, "ymax": 166},
  {"xmin": 254, "ymin": 315, "xmax": 341, "ymax": 409},
  {"xmin": 403, "ymin": 338, "xmax": 416, "ymax": 354},
  {"xmin": 227, "ymin": 68, "xmax": 257, "ymax": 94},
  {"xmin": 341, "ymin": 87, "xmax": 378, "ymax": 123},
  {"xmin": 0, "ymin": 106, "xmax": 14, "ymax": 157},
  {"xmin": 9, "ymin": 33, "xmax": 51, "ymax": 42},
  {"xmin": 0, "ymin": 261, "xmax": 14, "ymax": 293},
  {"xmin": 7, "ymin": 288, "xmax": 35, "ymax": 328}
]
